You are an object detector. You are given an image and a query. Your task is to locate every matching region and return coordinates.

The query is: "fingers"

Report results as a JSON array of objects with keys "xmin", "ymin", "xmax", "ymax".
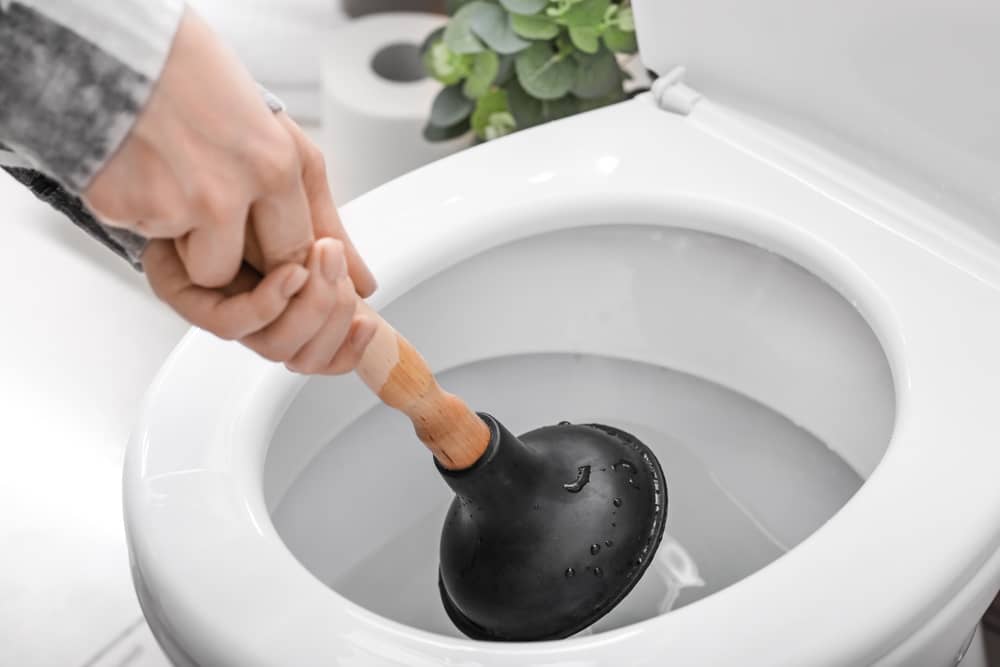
[
  {"xmin": 240, "ymin": 238, "xmax": 353, "ymax": 362},
  {"xmin": 174, "ymin": 196, "xmax": 249, "ymax": 288},
  {"xmin": 275, "ymin": 113, "xmax": 377, "ymax": 297},
  {"xmin": 284, "ymin": 275, "xmax": 358, "ymax": 374},
  {"xmin": 249, "ymin": 141, "xmax": 314, "ymax": 273},
  {"xmin": 147, "ymin": 235, "xmax": 373, "ymax": 375},
  {"xmin": 322, "ymin": 316, "xmax": 378, "ymax": 375},
  {"xmin": 143, "ymin": 239, "xmax": 308, "ymax": 340}
]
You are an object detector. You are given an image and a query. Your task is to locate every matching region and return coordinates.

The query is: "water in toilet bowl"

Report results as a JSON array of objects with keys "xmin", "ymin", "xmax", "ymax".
[{"xmin": 272, "ymin": 352, "xmax": 862, "ymax": 638}]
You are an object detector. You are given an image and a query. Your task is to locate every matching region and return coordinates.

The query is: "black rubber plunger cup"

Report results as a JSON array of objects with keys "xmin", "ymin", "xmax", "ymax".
[
  {"xmin": 348, "ymin": 301, "xmax": 667, "ymax": 641},
  {"xmin": 437, "ymin": 413, "xmax": 667, "ymax": 641}
]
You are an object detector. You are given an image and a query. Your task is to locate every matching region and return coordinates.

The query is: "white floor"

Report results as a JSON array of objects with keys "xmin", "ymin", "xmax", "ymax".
[{"xmin": 0, "ymin": 172, "xmax": 184, "ymax": 666}]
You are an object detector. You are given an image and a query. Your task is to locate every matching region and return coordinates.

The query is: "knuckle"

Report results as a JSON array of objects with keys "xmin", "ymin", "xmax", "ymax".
[
  {"xmin": 251, "ymin": 139, "xmax": 300, "ymax": 188},
  {"xmin": 186, "ymin": 260, "xmax": 234, "ymax": 289},
  {"xmin": 212, "ymin": 320, "xmax": 242, "ymax": 342},
  {"xmin": 149, "ymin": 282, "xmax": 170, "ymax": 304},
  {"xmin": 187, "ymin": 185, "xmax": 237, "ymax": 224},
  {"xmin": 247, "ymin": 334, "xmax": 288, "ymax": 363}
]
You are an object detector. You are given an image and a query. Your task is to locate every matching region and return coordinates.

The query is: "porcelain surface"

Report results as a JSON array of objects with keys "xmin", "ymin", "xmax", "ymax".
[
  {"xmin": 635, "ymin": 0, "xmax": 1000, "ymax": 246},
  {"xmin": 125, "ymin": 96, "xmax": 1000, "ymax": 666}
]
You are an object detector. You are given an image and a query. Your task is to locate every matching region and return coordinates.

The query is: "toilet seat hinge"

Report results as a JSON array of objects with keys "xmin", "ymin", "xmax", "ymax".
[{"xmin": 652, "ymin": 66, "xmax": 703, "ymax": 116}]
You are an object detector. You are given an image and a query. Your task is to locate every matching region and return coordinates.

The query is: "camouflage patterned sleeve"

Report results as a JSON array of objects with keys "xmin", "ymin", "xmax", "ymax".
[{"xmin": 0, "ymin": 0, "xmax": 184, "ymax": 191}]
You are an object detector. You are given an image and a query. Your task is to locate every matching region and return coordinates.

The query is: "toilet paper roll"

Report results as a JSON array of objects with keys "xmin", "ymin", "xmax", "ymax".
[{"xmin": 322, "ymin": 13, "xmax": 472, "ymax": 202}]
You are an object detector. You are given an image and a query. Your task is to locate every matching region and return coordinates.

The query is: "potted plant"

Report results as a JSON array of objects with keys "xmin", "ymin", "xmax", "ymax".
[{"xmin": 422, "ymin": 0, "xmax": 637, "ymax": 142}]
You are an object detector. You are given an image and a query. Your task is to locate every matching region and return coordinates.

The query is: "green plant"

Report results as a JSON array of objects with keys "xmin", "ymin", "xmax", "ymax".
[{"xmin": 421, "ymin": 0, "xmax": 637, "ymax": 142}]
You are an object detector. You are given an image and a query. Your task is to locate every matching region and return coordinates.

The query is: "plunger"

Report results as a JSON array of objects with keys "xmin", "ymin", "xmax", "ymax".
[
  {"xmin": 351, "ymin": 299, "xmax": 668, "ymax": 640},
  {"xmin": 220, "ymin": 231, "xmax": 666, "ymax": 640},
  {"xmin": 27, "ymin": 167, "xmax": 668, "ymax": 639}
]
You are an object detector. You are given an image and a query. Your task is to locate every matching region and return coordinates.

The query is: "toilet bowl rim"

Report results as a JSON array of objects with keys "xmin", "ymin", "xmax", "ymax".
[{"xmin": 123, "ymin": 102, "xmax": 1000, "ymax": 665}]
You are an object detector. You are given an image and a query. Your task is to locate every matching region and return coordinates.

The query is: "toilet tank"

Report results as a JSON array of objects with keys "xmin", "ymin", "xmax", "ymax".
[{"xmin": 633, "ymin": 0, "xmax": 1000, "ymax": 243}]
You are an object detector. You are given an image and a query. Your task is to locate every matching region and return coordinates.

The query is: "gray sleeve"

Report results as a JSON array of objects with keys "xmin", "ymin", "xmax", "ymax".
[
  {"xmin": 0, "ymin": 89, "xmax": 286, "ymax": 271},
  {"xmin": 2, "ymin": 164, "xmax": 148, "ymax": 269},
  {"xmin": 0, "ymin": 0, "xmax": 286, "ymax": 271},
  {"xmin": 0, "ymin": 0, "xmax": 184, "ymax": 191}
]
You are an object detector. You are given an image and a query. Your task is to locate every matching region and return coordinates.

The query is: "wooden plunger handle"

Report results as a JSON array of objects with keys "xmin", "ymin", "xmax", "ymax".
[
  {"xmin": 352, "ymin": 301, "xmax": 491, "ymax": 470},
  {"xmin": 242, "ymin": 232, "xmax": 489, "ymax": 470}
]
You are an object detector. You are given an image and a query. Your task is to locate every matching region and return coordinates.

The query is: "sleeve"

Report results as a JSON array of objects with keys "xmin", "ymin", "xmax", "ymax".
[
  {"xmin": 0, "ymin": 86, "xmax": 287, "ymax": 271},
  {"xmin": 0, "ymin": 0, "xmax": 184, "ymax": 192}
]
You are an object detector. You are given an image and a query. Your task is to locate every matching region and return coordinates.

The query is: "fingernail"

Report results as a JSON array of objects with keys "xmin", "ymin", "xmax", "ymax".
[
  {"xmin": 282, "ymin": 266, "xmax": 309, "ymax": 298},
  {"xmin": 322, "ymin": 243, "xmax": 348, "ymax": 282}
]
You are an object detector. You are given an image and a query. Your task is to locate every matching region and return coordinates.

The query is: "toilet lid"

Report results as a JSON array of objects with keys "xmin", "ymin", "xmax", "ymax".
[{"xmin": 634, "ymin": 0, "xmax": 1000, "ymax": 242}]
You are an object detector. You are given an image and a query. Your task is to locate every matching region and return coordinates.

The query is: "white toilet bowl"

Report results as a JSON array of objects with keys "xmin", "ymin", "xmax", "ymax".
[{"xmin": 124, "ymin": 1, "xmax": 1000, "ymax": 665}]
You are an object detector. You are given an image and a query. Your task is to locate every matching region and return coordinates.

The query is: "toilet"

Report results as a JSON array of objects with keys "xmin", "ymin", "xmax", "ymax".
[{"xmin": 123, "ymin": 1, "xmax": 1000, "ymax": 665}]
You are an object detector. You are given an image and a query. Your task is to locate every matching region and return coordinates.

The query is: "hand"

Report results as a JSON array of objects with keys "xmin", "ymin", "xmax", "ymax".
[
  {"xmin": 82, "ymin": 6, "xmax": 375, "ymax": 295},
  {"xmin": 85, "ymin": 6, "xmax": 380, "ymax": 374},
  {"xmin": 144, "ymin": 236, "xmax": 379, "ymax": 375}
]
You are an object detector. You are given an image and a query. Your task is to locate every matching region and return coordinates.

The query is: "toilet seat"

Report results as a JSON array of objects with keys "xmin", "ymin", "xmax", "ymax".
[{"xmin": 124, "ymin": 94, "xmax": 1000, "ymax": 666}]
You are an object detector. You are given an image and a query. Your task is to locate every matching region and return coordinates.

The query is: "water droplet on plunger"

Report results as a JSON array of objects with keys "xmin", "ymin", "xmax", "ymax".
[
  {"xmin": 565, "ymin": 567, "xmax": 575, "ymax": 578},
  {"xmin": 590, "ymin": 543, "xmax": 601, "ymax": 555},
  {"xmin": 594, "ymin": 567, "xmax": 604, "ymax": 577},
  {"xmin": 613, "ymin": 497, "xmax": 622, "ymax": 507},
  {"xmin": 563, "ymin": 465, "xmax": 591, "ymax": 493}
]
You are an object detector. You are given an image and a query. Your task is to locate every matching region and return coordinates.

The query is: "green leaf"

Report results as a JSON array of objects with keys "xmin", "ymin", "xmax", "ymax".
[
  {"xmin": 445, "ymin": 0, "xmax": 476, "ymax": 15},
  {"xmin": 420, "ymin": 26, "xmax": 446, "ymax": 55},
  {"xmin": 429, "ymin": 85, "xmax": 475, "ymax": 127},
  {"xmin": 423, "ymin": 117, "xmax": 471, "ymax": 142},
  {"xmin": 579, "ymin": 87, "xmax": 626, "ymax": 111},
  {"xmin": 463, "ymin": 50, "xmax": 500, "ymax": 98},
  {"xmin": 539, "ymin": 95, "xmax": 580, "ymax": 122},
  {"xmin": 571, "ymin": 47, "xmax": 623, "ymax": 99},
  {"xmin": 444, "ymin": 2, "xmax": 487, "ymax": 54},
  {"xmin": 499, "ymin": 0, "xmax": 547, "ymax": 14},
  {"xmin": 505, "ymin": 78, "xmax": 543, "ymax": 128},
  {"xmin": 468, "ymin": 2, "xmax": 532, "ymax": 54},
  {"xmin": 568, "ymin": 25, "xmax": 601, "ymax": 53},
  {"xmin": 515, "ymin": 42, "xmax": 578, "ymax": 100},
  {"xmin": 510, "ymin": 12, "xmax": 560, "ymax": 39},
  {"xmin": 616, "ymin": 7, "xmax": 635, "ymax": 31},
  {"xmin": 559, "ymin": 0, "xmax": 610, "ymax": 27},
  {"xmin": 495, "ymin": 54, "xmax": 516, "ymax": 85},
  {"xmin": 484, "ymin": 111, "xmax": 516, "ymax": 140},
  {"xmin": 423, "ymin": 40, "xmax": 469, "ymax": 85},
  {"xmin": 602, "ymin": 24, "xmax": 638, "ymax": 53},
  {"xmin": 470, "ymin": 88, "xmax": 512, "ymax": 139}
]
